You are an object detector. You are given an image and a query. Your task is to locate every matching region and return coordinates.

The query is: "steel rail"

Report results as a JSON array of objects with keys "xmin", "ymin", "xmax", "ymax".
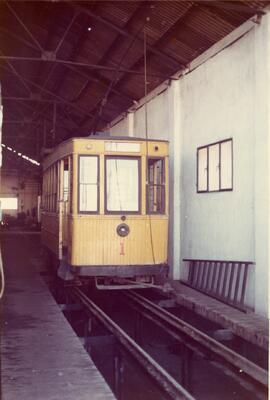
[
  {"xmin": 126, "ymin": 298, "xmax": 268, "ymax": 396},
  {"xmin": 125, "ymin": 291, "xmax": 268, "ymax": 387},
  {"xmin": 71, "ymin": 287, "xmax": 195, "ymax": 400}
]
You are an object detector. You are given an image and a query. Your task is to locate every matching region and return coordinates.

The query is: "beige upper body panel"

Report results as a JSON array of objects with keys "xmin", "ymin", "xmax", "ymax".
[{"xmin": 43, "ymin": 137, "xmax": 169, "ymax": 171}]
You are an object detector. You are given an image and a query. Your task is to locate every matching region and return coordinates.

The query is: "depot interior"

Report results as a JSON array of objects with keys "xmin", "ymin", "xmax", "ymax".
[{"xmin": 0, "ymin": 0, "xmax": 269, "ymax": 317}]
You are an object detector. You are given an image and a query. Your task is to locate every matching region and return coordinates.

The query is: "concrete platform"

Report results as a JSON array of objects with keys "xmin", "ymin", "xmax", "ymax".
[
  {"xmin": 167, "ymin": 280, "xmax": 269, "ymax": 350},
  {"xmin": 0, "ymin": 232, "xmax": 115, "ymax": 400}
]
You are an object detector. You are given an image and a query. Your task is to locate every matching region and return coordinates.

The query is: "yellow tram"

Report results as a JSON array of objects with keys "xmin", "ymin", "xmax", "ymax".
[{"xmin": 41, "ymin": 136, "xmax": 169, "ymax": 285}]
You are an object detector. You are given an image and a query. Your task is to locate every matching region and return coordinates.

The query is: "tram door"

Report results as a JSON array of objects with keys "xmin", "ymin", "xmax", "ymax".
[{"xmin": 59, "ymin": 157, "xmax": 70, "ymax": 260}]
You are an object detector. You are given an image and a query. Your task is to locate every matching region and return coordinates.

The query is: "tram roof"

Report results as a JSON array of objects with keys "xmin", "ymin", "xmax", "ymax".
[{"xmin": 60, "ymin": 136, "xmax": 169, "ymax": 144}]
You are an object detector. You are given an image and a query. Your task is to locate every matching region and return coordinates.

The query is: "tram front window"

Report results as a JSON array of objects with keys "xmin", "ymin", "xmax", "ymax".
[{"xmin": 106, "ymin": 157, "xmax": 139, "ymax": 213}]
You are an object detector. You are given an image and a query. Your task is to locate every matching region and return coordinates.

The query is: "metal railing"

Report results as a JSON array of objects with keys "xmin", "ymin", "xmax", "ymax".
[{"xmin": 183, "ymin": 259, "xmax": 255, "ymax": 312}]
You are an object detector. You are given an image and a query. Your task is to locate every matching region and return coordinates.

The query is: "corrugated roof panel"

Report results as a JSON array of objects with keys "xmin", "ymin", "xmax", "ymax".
[
  {"xmin": 99, "ymin": 39, "xmax": 145, "ymax": 79},
  {"xmin": 77, "ymin": 82, "xmax": 106, "ymax": 109},
  {"xmin": 175, "ymin": 25, "xmax": 213, "ymax": 52},
  {"xmin": 98, "ymin": 2, "xmax": 140, "ymax": 28},
  {"xmin": 2, "ymin": 0, "xmax": 270, "ymax": 146},
  {"xmin": 58, "ymin": 71, "xmax": 86, "ymax": 101},
  {"xmin": 198, "ymin": 5, "xmax": 248, "ymax": 27},
  {"xmin": 239, "ymin": 0, "xmax": 268, "ymax": 10},
  {"xmin": 162, "ymin": 37, "xmax": 198, "ymax": 63},
  {"xmin": 184, "ymin": 6, "xmax": 236, "ymax": 42},
  {"xmin": 143, "ymin": 1, "xmax": 194, "ymax": 43},
  {"xmin": 77, "ymin": 28, "xmax": 119, "ymax": 65}
]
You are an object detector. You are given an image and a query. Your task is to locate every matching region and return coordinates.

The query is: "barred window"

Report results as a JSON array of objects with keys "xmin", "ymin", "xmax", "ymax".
[
  {"xmin": 42, "ymin": 162, "xmax": 58, "ymax": 212},
  {"xmin": 147, "ymin": 158, "xmax": 165, "ymax": 214},
  {"xmin": 63, "ymin": 159, "xmax": 69, "ymax": 203}
]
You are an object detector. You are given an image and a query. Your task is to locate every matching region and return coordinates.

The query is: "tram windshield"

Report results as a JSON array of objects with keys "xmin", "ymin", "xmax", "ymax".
[{"xmin": 106, "ymin": 157, "xmax": 139, "ymax": 213}]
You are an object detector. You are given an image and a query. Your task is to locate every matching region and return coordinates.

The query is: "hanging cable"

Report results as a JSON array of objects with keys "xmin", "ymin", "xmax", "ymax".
[
  {"xmin": 90, "ymin": 22, "xmax": 146, "ymax": 135},
  {"xmin": 0, "ymin": 179, "xmax": 4, "ymax": 299},
  {"xmin": 0, "ymin": 246, "xmax": 5, "ymax": 299},
  {"xmin": 144, "ymin": 26, "xmax": 156, "ymax": 265},
  {"xmin": 0, "ymin": 247, "xmax": 4, "ymax": 299}
]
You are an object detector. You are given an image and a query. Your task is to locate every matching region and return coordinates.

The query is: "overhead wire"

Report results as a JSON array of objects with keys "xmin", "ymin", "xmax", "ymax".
[
  {"xmin": 0, "ymin": 172, "xmax": 4, "ymax": 299},
  {"xmin": 0, "ymin": 94, "xmax": 4, "ymax": 299},
  {"xmin": 0, "ymin": 246, "xmax": 4, "ymax": 300},
  {"xmin": 91, "ymin": 17, "xmax": 149, "ymax": 215},
  {"xmin": 90, "ymin": 21, "xmax": 146, "ymax": 135},
  {"xmin": 89, "ymin": 13, "xmax": 157, "ymax": 265},
  {"xmin": 144, "ymin": 26, "xmax": 156, "ymax": 265}
]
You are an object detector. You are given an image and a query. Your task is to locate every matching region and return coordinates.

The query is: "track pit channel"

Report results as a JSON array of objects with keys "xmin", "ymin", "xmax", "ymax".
[{"xmin": 46, "ymin": 277, "xmax": 268, "ymax": 400}]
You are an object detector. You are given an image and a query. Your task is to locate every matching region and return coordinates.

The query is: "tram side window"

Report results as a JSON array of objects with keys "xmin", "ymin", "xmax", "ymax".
[
  {"xmin": 69, "ymin": 157, "xmax": 73, "ymax": 213},
  {"xmin": 49, "ymin": 167, "xmax": 53, "ymax": 212},
  {"xmin": 42, "ymin": 172, "xmax": 47, "ymax": 211},
  {"xmin": 63, "ymin": 160, "xmax": 69, "ymax": 202},
  {"xmin": 52, "ymin": 164, "xmax": 58, "ymax": 212},
  {"xmin": 147, "ymin": 158, "xmax": 165, "ymax": 214},
  {"xmin": 106, "ymin": 157, "xmax": 139, "ymax": 213},
  {"xmin": 48, "ymin": 167, "xmax": 52, "ymax": 211},
  {"xmin": 46, "ymin": 170, "xmax": 49, "ymax": 211},
  {"xmin": 79, "ymin": 156, "xmax": 98, "ymax": 212}
]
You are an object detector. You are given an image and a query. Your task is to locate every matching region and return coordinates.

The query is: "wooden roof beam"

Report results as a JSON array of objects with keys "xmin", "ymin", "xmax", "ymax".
[
  {"xmin": 72, "ymin": 3, "xmax": 184, "ymax": 69},
  {"xmin": 82, "ymin": 3, "xmax": 195, "ymax": 127}
]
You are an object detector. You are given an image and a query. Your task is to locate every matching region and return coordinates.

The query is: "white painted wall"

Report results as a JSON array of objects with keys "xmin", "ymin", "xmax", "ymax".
[
  {"xmin": 106, "ymin": 13, "xmax": 270, "ymax": 316},
  {"xmin": 253, "ymin": 13, "xmax": 270, "ymax": 317},
  {"xmin": 180, "ymin": 15, "xmax": 270, "ymax": 316},
  {"xmin": 110, "ymin": 116, "xmax": 129, "ymax": 137},
  {"xmin": 180, "ymin": 30, "xmax": 256, "ymax": 308},
  {"xmin": 133, "ymin": 90, "xmax": 169, "ymax": 140}
]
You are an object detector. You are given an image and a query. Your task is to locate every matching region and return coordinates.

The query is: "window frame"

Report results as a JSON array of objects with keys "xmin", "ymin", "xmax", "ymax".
[
  {"xmin": 42, "ymin": 163, "xmax": 58, "ymax": 213},
  {"xmin": 69, "ymin": 156, "xmax": 73, "ymax": 214},
  {"xmin": 146, "ymin": 157, "xmax": 166, "ymax": 215},
  {"xmin": 104, "ymin": 155, "xmax": 141, "ymax": 215},
  {"xmin": 78, "ymin": 154, "xmax": 100, "ymax": 214},
  {"xmin": 52, "ymin": 163, "xmax": 57, "ymax": 212},
  {"xmin": 63, "ymin": 158, "xmax": 70, "ymax": 203},
  {"xmin": 197, "ymin": 138, "xmax": 233, "ymax": 193}
]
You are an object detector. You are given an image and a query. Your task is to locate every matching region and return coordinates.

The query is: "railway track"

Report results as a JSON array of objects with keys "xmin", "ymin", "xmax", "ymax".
[
  {"xmin": 124, "ymin": 291, "xmax": 268, "ymax": 387},
  {"xmin": 70, "ymin": 287, "xmax": 268, "ymax": 400},
  {"xmin": 72, "ymin": 286, "xmax": 195, "ymax": 400}
]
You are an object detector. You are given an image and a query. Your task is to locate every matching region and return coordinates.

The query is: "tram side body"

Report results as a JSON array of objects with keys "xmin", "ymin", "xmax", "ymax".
[{"xmin": 41, "ymin": 137, "xmax": 169, "ymax": 283}]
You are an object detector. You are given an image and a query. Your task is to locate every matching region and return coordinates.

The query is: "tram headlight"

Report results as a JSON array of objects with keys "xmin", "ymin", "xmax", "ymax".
[{"xmin": 116, "ymin": 223, "xmax": 130, "ymax": 237}]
